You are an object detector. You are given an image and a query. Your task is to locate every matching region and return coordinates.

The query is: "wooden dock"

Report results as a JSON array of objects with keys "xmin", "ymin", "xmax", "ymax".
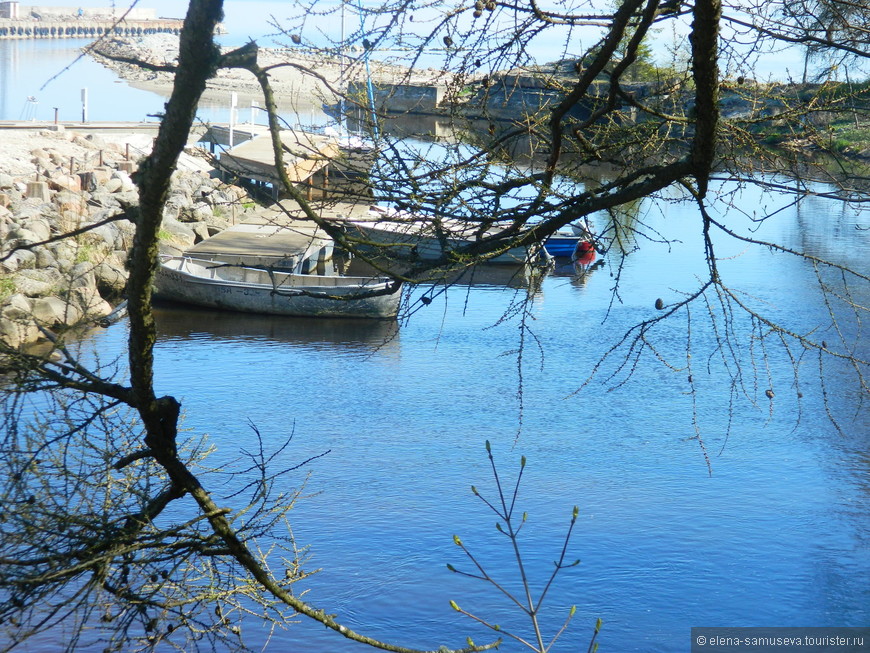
[
  {"xmin": 183, "ymin": 201, "xmax": 370, "ymax": 272},
  {"xmin": 217, "ymin": 130, "xmax": 340, "ymax": 199}
]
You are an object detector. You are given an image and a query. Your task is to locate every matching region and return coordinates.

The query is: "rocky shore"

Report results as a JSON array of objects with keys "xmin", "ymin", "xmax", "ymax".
[
  {"xmin": 89, "ymin": 34, "xmax": 445, "ymax": 108},
  {"xmin": 0, "ymin": 127, "xmax": 253, "ymax": 350}
]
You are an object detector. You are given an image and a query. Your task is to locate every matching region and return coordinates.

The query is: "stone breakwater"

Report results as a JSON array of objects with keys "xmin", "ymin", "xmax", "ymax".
[
  {"xmin": 0, "ymin": 128, "xmax": 253, "ymax": 350},
  {"xmin": 89, "ymin": 34, "xmax": 447, "ymax": 107}
]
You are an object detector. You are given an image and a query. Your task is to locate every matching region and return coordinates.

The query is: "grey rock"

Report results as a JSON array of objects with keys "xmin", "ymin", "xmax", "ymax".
[
  {"xmin": 21, "ymin": 217, "xmax": 52, "ymax": 242},
  {"xmin": 17, "ymin": 200, "xmax": 55, "ymax": 221},
  {"xmin": 68, "ymin": 286, "xmax": 112, "ymax": 320},
  {"xmin": 88, "ymin": 222, "xmax": 124, "ymax": 251},
  {"xmin": 13, "ymin": 275, "xmax": 53, "ymax": 298},
  {"xmin": 8, "ymin": 227, "xmax": 41, "ymax": 245},
  {"xmin": 50, "ymin": 242, "xmax": 76, "ymax": 270},
  {"xmin": 31, "ymin": 295, "xmax": 82, "ymax": 327},
  {"xmin": 68, "ymin": 262, "xmax": 97, "ymax": 290},
  {"xmin": 0, "ymin": 293, "xmax": 39, "ymax": 346},
  {"xmin": 190, "ymin": 201, "xmax": 214, "ymax": 222},
  {"xmin": 116, "ymin": 190, "xmax": 139, "ymax": 206},
  {"xmin": 1, "ymin": 249, "xmax": 37, "ymax": 273},
  {"xmin": 94, "ymin": 261, "xmax": 128, "ymax": 297},
  {"xmin": 110, "ymin": 170, "xmax": 136, "ymax": 193},
  {"xmin": 160, "ymin": 217, "xmax": 196, "ymax": 248},
  {"xmin": 14, "ymin": 268, "xmax": 61, "ymax": 297},
  {"xmin": 34, "ymin": 245, "xmax": 58, "ymax": 269},
  {"xmin": 190, "ymin": 221, "xmax": 212, "ymax": 243},
  {"xmin": 88, "ymin": 191, "xmax": 121, "ymax": 209},
  {"xmin": 1, "ymin": 293, "xmax": 33, "ymax": 321},
  {"xmin": 104, "ymin": 178, "xmax": 124, "ymax": 194}
]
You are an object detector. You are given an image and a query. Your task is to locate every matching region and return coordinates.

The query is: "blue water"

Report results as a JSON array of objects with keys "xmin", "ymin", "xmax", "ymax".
[
  {"xmin": 63, "ymin": 178, "xmax": 868, "ymax": 652},
  {"xmin": 0, "ymin": 0, "xmax": 819, "ymax": 125},
  {"xmin": 2, "ymin": 15, "xmax": 868, "ymax": 652}
]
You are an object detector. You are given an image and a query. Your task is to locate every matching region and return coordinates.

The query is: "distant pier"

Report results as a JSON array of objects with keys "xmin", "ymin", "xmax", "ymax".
[{"xmin": 0, "ymin": 17, "xmax": 183, "ymax": 39}]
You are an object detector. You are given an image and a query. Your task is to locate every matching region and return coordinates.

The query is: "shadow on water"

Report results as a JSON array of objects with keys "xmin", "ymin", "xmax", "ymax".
[
  {"xmin": 152, "ymin": 302, "xmax": 400, "ymax": 350},
  {"xmin": 344, "ymin": 257, "xmax": 547, "ymax": 290}
]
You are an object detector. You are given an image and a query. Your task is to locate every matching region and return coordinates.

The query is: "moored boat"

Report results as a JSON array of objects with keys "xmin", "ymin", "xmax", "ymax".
[
  {"xmin": 154, "ymin": 256, "xmax": 402, "ymax": 319},
  {"xmin": 544, "ymin": 219, "xmax": 599, "ymax": 259},
  {"xmin": 343, "ymin": 207, "xmax": 549, "ymax": 265},
  {"xmin": 544, "ymin": 232, "xmax": 585, "ymax": 257}
]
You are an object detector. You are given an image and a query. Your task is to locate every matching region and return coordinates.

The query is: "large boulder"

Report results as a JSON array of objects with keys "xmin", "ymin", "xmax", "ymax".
[
  {"xmin": 0, "ymin": 294, "xmax": 39, "ymax": 346},
  {"xmin": 67, "ymin": 262, "xmax": 99, "ymax": 291},
  {"xmin": 94, "ymin": 260, "xmax": 128, "ymax": 298},
  {"xmin": 31, "ymin": 295, "xmax": 82, "ymax": 327},
  {"xmin": 103, "ymin": 177, "xmax": 124, "ymax": 194},
  {"xmin": 50, "ymin": 241, "xmax": 77, "ymax": 271},
  {"xmin": 88, "ymin": 191, "xmax": 122, "ymax": 210},
  {"xmin": 34, "ymin": 245, "xmax": 59, "ymax": 270},
  {"xmin": 110, "ymin": 170, "xmax": 136, "ymax": 193},
  {"xmin": 20, "ymin": 217, "xmax": 52, "ymax": 243},
  {"xmin": 188, "ymin": 201, "xmax": 215, "ymax": 223},
  {"xmin": 0, "ymin": 249, "xmax": 37, "ymax": 273},
  {"xmin": 54, "ymin": 190, "xmax": 89, "ymax": 216},
  {"xmin": 160, "ymin": 217, "xmax": 196, "ymax": 249},
  {"xmin": 47, "ymin": 172, "xmax": 82, "ymax": 193},
  {"xmin": 7, "ymin": 226, "xmax": 42, "ymax": 246},
  {"xmin": 14, "ymin": 268, "xmax": 62, "ymax": 297},
  {"xmin": 68, "ymin": 285, "xmax": 112, "ymax": 320},
  {"xmin": 16, "ymin": 199, "xmax": 55, "ymax": 222}
]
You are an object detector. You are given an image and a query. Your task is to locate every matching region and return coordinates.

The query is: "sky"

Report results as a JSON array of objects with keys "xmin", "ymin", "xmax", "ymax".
[{"xmin": 15, "ymin": 0, "xmax": 848, "ymax": 81}]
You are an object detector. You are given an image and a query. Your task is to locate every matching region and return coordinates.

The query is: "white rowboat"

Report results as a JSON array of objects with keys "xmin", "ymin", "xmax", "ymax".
[{"xmin": 154, "ymin": 256, "xmax": 402, "ymax": 319}]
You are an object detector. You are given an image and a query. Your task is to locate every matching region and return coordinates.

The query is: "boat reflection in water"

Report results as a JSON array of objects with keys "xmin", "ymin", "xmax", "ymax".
[
  {"xmin": 547, "ymin": 243, "xmax": 606, "ymax": 289},
  {"xmin": 342, "ymin": 255, "xmax": 547, "ymax": 291},
  {"xmin": 153, "ymin": 304, "xmax": 401, "ymax": 352}
]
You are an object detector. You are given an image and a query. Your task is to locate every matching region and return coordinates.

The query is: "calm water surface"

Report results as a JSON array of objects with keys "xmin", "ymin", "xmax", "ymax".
[
  {"xmin": 69, "ymin": 180, "xmax": 869, "ymax": 652},
  {"xmin": 2, "ymin": 22, "xmax": 867, "ymax": 653},
  {"xmin": 0, "ymin": 33, "xmax": 330, "ymax": 125}
]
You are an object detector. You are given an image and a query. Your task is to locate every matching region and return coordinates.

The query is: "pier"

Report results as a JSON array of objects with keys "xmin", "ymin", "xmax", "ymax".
[
  {"xmin": 0, "ymin": 17, "xmax": 183, "ymax": 39},
  {"xmin": 0, "ymin": 2, "xmax": 183, "ymax": 39},
  {"xmin": 217, "ymin": 131, "xmax": 340, "ymax": 200}
]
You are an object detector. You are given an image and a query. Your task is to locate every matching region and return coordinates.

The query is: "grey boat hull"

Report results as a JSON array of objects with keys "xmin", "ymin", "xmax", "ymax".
[{"xmin": 154, "ymin": 256, "xmax": 402, "ymax": 319}]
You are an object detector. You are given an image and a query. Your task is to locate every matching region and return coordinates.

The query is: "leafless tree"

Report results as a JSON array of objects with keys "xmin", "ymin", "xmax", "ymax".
[{"xmin": 1, "ymin": 0, "xmax": 867, "ymax": 649}]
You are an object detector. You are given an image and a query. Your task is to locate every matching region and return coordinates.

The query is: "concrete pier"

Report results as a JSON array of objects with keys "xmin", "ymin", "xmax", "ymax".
[{"xmin": 0, "ymin": 17, "xmax": 183, "ymax": 39}]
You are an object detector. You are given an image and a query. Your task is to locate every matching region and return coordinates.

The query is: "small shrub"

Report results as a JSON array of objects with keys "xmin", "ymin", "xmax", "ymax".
[{"xmin": 0, "ymin": 277, "xmax": 15, "ymax": 302}]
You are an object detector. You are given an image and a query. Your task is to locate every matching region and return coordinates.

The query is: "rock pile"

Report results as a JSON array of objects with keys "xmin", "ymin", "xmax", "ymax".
[
  {"xmin": 0, "ymin": 128, "xmax": 253, "ymax": 350},
  {"xmin": 89, "ymin": 34, "xmax": 447, "ymax": 108}
]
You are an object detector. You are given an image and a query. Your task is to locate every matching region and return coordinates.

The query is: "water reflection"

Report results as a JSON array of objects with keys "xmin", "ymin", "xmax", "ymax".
[
  {"xmin": 153, "ymin": 303, "xmax": 400, "ymax": 351},
  {"xmin": 345, "ymin": 257, "xmax": 545, "ymax": 290},
  {"xmin": 548, "ymin": 254, "xmax": 606, "ymax": 289},
  {"xmin": 0, "ymin": 38, "xmax": 168, "ymax": 121}
]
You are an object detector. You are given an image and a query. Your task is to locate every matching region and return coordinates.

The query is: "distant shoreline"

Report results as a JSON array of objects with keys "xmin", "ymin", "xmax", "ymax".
[{"xmin": 88, "ymin": 34, "xmax": 447, "ymax": 111}]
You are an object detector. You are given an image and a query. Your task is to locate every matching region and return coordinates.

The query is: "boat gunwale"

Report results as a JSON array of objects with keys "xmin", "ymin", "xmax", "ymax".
[{"xmin": 159, "ymin": 256, "xmax": 397, "ymax": 293}]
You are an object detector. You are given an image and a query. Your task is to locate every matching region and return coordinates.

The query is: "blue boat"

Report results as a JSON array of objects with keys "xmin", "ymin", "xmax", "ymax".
[
  {"xmin": 545, "ymin": 233, "xmax": 586, "ymax": 257},
  {"xmin": 544, "ymin": 220, "xmax": 598, "ymax": 258}
]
